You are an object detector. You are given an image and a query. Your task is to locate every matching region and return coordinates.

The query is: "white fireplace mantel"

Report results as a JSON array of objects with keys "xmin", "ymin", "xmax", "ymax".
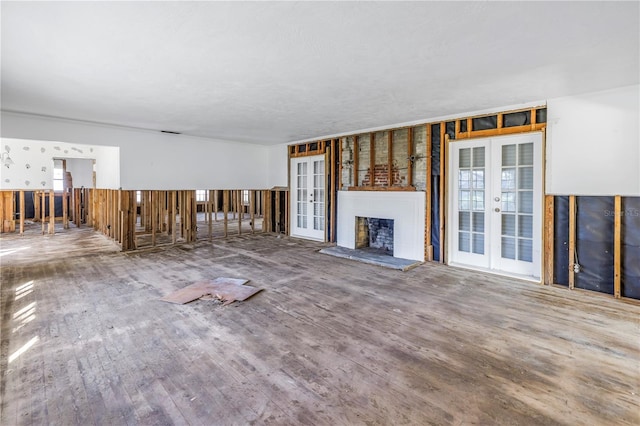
[{"xmin": 337, "ymin": 191, "xmax": 426, "ymax": 261}]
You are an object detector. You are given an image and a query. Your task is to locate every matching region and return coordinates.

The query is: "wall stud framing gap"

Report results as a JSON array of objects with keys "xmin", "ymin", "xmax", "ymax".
[
  {"xmin": 172, "ymin": 191, "xmax": 177, "ymax": 244},
  {"xmin": 331, "ymin": 139, "xmax": 337, "ymax": 242},
  {"xmin": 439, "ymin": 127, "xmax": 446, "ymax": 263}
]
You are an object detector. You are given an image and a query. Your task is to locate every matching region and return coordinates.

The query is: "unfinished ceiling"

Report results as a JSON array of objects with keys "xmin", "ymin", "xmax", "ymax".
[{"xmin": 1, "ymin": 1, "xmax": 638, "ymax": 145}]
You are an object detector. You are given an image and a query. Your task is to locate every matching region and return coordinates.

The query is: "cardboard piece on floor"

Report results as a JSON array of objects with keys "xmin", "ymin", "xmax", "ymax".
[
  {"xmin": 160, "ymin": 281, "xmax": 214, "ymax": 304},
  {"xmin": 160, "ymin": 277, "xmax": 261, "ymax": 306}
]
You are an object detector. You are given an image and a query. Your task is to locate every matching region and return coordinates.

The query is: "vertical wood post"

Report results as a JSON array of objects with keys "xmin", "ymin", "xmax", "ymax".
[
  {"xmin": 19, "ymin": 190, "xmax": 25, "ymax": 235},
  {"xmin": 407, "ymin": 128, "xmax": 413, "ymax": 187},
  {"xmin": 250, "ymin": 190, "xmax": 255, "ymax": 234},
  {"xmin": 237, "ymin": 190, "xmax": 243, "ymax": 235},
  {"xmin": 275, "ymin": 190, "xmax": 281, "ymax": 234},
  {"xmin": 338, "ymin": 138, "xmax": 343, "ymax": 190},
  {"xmin": 544, "ymin": 195, "xmax": 555, "ymax": 285},
  {"xmin": 285, "ymin": 188, "xmax": 290, "ymax": 236},
  {"xmin": 369, "ymin": 133, "xmax": 375, "ymax": 186},
  {"xmin": 387, "ymin": 131, "xmax": 393, "ymax": 186},
  {"xmin": 151, "ymin": 191, "xmax": 157, "ymax": 246},
  {"xmin": 568, "ymin": 195, "xmax": 576, "ymax": 289},
  {"xmin": 614, "ymin": 195, "xmax": 622, "ymax": 298},
  {"xmin": 62, "ymin": 190, "xmax": 68, "ymax": 229},
  {"xmin": 208, "ymin": 189, "xmax": 214, "ymax": 241},
  {"xmin": 171, "ymin": 191, "xmax": 177, "ymax": 244},
  {"xmin": 353, "ymin": 136, "xmax": 359, "ymax": 187},
  {"xmin": 191, "ymin": 190, "xmax": 197, "ymax": 242},
  {"xmin": 264, "ymin": 190, "xmax": 271, "ymax": 232},
  {"xmin": 47, "ymin": 191, "xmax": 54, "ymax": 233},
  {"xmin": 76, "ymin": 188, "xmax": 82, "ymax": 228},
  {"xmin": 223, "ymin": 190, "xmax": 229, "ymax": 238}
]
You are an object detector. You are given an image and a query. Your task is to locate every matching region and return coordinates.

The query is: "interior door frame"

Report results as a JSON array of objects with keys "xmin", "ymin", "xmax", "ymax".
[
  {"xmin": 289, "ymin": 154, "xmax": 327, "ymax": 241},
  {"xmin": 447, "ymin": 131, "xmax": 544, "ymax": 281}
]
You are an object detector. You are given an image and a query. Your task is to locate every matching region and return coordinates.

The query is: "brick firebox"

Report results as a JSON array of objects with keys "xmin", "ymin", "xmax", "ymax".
[{"xmin": 355, "ymin": 217, "xmax": 394, "ymax": 254}]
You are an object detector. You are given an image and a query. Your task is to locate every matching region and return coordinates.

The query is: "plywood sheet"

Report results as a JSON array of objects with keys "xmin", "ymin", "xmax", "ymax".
[
  {"xmin": 161, "ymin": 277, "xmax": 260, "ymax": 305},
  {"xmin": 160, "ymin": 281, "xmax": 213, "ymax": 304}
]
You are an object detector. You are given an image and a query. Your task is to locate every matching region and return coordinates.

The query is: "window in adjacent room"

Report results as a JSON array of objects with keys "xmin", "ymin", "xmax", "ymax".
[
  {"xmin": 196, "ymin": 190, "xmax": 208, "ymax": 202},
  {"xmin": 53, "ymin": 159, "xmax": 65, "ymax": 192}
]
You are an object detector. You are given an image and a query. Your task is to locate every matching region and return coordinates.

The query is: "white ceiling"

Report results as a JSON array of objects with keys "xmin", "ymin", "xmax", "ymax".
[{"xmin": 1, "ymin": 1, "xmax": 638, "ymax": 145}]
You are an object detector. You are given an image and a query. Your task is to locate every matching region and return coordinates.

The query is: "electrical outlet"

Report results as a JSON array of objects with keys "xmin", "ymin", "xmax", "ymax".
[{"xmin": 573, "ymin": 263, "xmax": 581, "ymax": 273}]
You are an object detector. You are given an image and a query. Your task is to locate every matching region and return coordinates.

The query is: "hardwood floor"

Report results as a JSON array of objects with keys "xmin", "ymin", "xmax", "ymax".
[{"xmin": 1, "ymin": 225, "xmax": 639, "ymax": 425}]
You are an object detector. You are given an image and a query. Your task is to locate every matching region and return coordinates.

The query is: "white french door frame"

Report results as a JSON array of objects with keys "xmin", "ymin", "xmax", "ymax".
[
  {"xmin": 290, "ymin": 154, "xmax": 327, "ymax": 241},
  {"xmin": 447, "ymin": 132, "xmax": 544, "ymax": 281}
]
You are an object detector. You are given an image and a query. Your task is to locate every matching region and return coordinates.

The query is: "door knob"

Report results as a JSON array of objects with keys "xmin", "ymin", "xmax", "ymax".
[
  {"xmin": 494, "ymin": 208, "xmax": 501, "ymax": 212},
  {"xmin": 494, "ymin": 197, "xmax": 500, "ymax": 202}
]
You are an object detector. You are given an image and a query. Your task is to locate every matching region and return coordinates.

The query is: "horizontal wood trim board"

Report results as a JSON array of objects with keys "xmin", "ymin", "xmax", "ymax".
[
  {"xmin": 345, "ymin": 186, "xmax": 416, "ymax": 192},
  {"xmin": 455, "ymin": 123, "xmax": 546, "ymax": 140}
]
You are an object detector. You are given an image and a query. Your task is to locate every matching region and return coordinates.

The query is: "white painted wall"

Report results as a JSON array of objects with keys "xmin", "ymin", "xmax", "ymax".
[
  {"xmin": 65, "ymin": 158, "xmax": 94, "ymax": 188},
  {"xmin": 337, "ymin": 191, "xmax": 425, "ymax": 261},
  {"xmin": 1, "ymin": 112, "xmax": 270, "ymax": 190},
  {"xmin": 0, "ymin": 137, "xmax": 119, "ymax": 190},
  {"xmin": 267, "ymin": 143, "xmax": 289, "ymax": 188},
  {"xmin": 546, "ymin": 85, "xmax": 640, "ymax": 196}
]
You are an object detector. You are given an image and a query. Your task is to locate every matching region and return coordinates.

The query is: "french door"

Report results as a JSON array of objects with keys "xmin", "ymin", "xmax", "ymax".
[
  {"xmin": 449, "ymin": 132, "xmax": 543, "ymax": 279},
  {"xmin": 290, "ymin": 155, "xmax": 326, "ymax": 241}
]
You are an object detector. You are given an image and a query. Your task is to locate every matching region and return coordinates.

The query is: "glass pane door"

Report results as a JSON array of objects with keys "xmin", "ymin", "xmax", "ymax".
[
  {"xmin": 491, "ymin": 135, "xmax": 541, "ymax": 277},
  {"xmin": 457, "ymin": 146, "xmax": 486, "ymax": 255},
  {"xmin": 296, "ymin": 161, "xmax": 308, "ymax": 229},
  {"xmin": 500, "ymin": 143, "xmax": 534, "ymax": 262},
  {"xmin": 450, "ymin": 133, "xmax": 542, "ymax": 279},
  {"xmin": 290, "ymin": 155, "xmax": 326, "ymax": 241},
  {"xmin": 312, "ymin": 160, "xmax": 325, "ymax": 231}
]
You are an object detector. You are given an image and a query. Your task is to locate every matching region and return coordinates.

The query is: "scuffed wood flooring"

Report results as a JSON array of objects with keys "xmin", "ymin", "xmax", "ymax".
[{"xmin": 1, "ymin": 226, "xmax": 639, "ymax": 425}]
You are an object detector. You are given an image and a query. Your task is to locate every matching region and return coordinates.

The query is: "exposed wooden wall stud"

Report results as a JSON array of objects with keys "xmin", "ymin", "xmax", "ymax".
[
  {"xmin": 568, "ymin": 195, "xmax": 576, "ymax": 290},
  {"xmin": 544, "ymin": 195, "xmax": 555, "ymax": 285},
  {"xmin": 614, "ymin": 195, "xmax": 622, "ymax": 298}
]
